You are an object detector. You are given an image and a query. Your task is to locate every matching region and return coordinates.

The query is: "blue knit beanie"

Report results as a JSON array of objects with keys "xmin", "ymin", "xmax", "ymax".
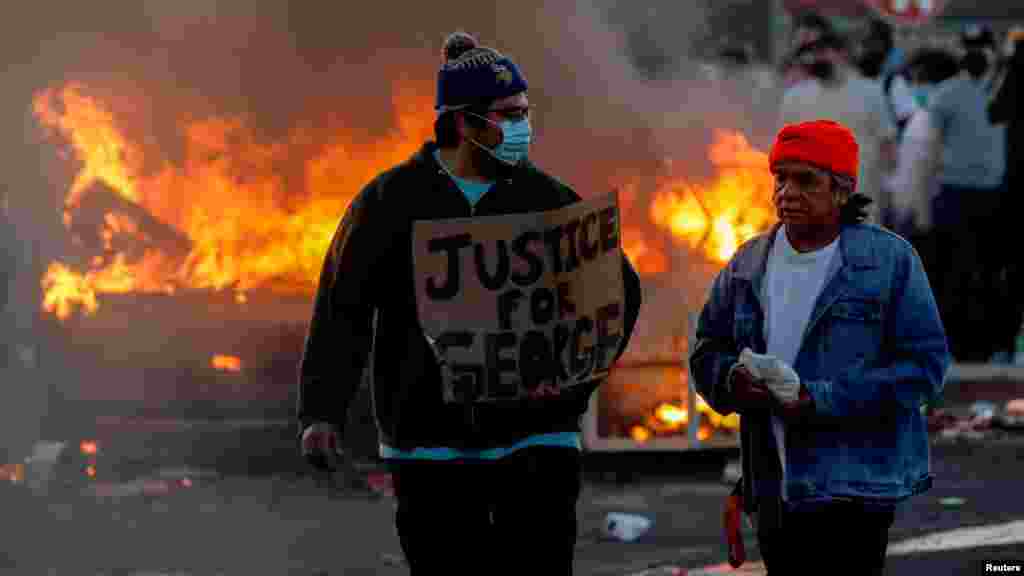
[{"xmin": 435, "ymin": 32, "xmax": 528, "ymax": 113}]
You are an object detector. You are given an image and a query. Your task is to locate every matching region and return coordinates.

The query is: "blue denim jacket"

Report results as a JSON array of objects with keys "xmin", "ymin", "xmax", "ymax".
[{"xmin": 690, "ymin": 223, "xmax": 951, "ymax": 513}]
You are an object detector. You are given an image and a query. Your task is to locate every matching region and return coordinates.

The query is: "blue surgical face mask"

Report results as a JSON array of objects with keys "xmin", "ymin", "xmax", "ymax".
[
  {"xmin": 912, "ymin": 85, "xmax": 931, "ymax": 108},
  {"xmin": 467, "ymin": 113, "xmax": 532, "ymax": 166}
]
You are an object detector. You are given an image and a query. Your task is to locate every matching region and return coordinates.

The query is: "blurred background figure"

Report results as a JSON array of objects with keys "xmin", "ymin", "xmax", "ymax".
[
  {"xmin": 779, "ymin": 11, "xmax": 833, "ymax": 89},
  {"xmin": 960, "ymin": 23, "xmax": 1000, "ymax": 92},
  {"xmin": 857, "ymin": 16, "xmax": 901, "ymax": 80},
  {"xmin": 988, "ymin": 26, "xmax": 1024, "ymax": 364},
  {"xmin": 778, "ymin": 14, "xmax": 896, "ymax": 226},
  {"xmin": 883, "ymin": 48, "xmax": 960, "ymax": 274},
  {"xmin": 926, "ymin": 24, "xmax": 1007, "ymax": 363},
  {"xmin": 860, "ymin": 17, "xmax": 919, "ymax": 141}
]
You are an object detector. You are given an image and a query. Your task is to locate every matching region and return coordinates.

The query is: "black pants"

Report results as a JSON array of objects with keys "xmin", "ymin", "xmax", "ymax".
[
  {"xmin": 390, "ymin": 446, "xmax": 582, "ymax": 576},
  {"xmin": 992, "ymin": 178, "xmax": 1024, "ymax": 356},
  {"xmin": 930, "ymin": 184, "xmax": 1004, "ymax": 362},
  {"xmin": 757, "ymin": 501, "xmax": 896, "ymax": 575}
]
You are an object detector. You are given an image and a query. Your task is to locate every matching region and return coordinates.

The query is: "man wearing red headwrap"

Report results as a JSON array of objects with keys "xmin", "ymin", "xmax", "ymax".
[{"xmin": 690, "ymin": 120, "xmax": 950, "ymax": 575}]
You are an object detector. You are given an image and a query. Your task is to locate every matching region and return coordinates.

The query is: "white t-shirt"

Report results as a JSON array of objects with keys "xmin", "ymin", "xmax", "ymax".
[
  {"xmin": 779, "ymin": 70, "xmax": 897, "ymax": 222},
  {"xmin": 886, "ymin": 107, "xmax": 941, "ymax": 230},
  {"xmin": 763, "ymin": 227, "xmax": 840, "ymax": 366},
  {"xmin": 762, "ymin": 226, "xmax": 839, "ymax": 499}
]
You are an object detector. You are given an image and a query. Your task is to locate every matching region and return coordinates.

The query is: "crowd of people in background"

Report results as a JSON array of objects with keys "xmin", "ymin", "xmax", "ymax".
[{"xmin": 776, "ymin": 12, "xmax": 1024, "ymax": 365}]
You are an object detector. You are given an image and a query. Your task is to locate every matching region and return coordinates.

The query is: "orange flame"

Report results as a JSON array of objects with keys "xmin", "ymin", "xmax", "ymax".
[
  {"xmin": 80, "ymin": 440, "xmax": 99, "ymax": 456},
  {"xmin": 621, "ymin": 228, "xmax": 668, "ymax": 276},
  {"xmin": 654, "ymin": 403, "xmax": 689, "ymax": 427},
  {"xmin": 630, "ymin": 425, "xmax": 652, "ymax": 443},
  {"xmin": 211, "ymin": 354, "xmax": 242, "ymax": 373},
  {"xmin": 625, "ymin": 130, "xmax": 776, "ymax": 272},
  {"xmin": 650, "ymin": 130, "xmax": 775, "ymax": 264},
  {"xmin": 34, "ymin": 82, "xmax": 434, "ymax": 320},
  {"xmin": 34, "ymin": 82, "xmax": 774, "ymax": 319}
]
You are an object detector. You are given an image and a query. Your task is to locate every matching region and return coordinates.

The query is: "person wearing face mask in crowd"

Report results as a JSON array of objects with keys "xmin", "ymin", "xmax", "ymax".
[
  {"xmin": 778, "ymin": 24, "xmax": 897, "ymax": 227},
  {"xmin": 296, "ymin": 31, "xmax": 642, "ymax": 575},
  {"xmin": 924, "ymin": 25, "xmax": 1007, "ymax": 363},
  {"xmin": 883, "ymin": 49, "xmax": 960, "ymax": 255},
  {"xmin": 779, "ymin": 11, "xmax": 832, "ymax": 89},
  {"xmin": 960, "ymin": 24, "xmax": 1000, "ymax": 92}
]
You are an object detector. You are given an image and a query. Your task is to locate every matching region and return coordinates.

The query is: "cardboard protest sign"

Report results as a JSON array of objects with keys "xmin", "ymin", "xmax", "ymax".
[{"xmin": 413, "ymin": 192, "xmax": 625, "ymax": 404}]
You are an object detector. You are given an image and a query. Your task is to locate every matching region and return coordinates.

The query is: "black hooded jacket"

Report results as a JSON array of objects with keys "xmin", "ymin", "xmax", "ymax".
[{"xmin": 297, "ymin": 142, "xmax": 642, "ymax": 451}]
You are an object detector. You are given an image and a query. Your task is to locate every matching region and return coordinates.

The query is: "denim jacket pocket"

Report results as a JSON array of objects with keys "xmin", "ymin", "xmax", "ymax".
[{"xmin": 825, "ymin": 298, "xmax": 884, "ymax": 367}]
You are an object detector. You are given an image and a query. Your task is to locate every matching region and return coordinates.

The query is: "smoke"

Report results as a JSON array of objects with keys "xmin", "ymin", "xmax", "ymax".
[
  {"xmin": 8, "ymin": 0, "xmax": 778, "ymax": 193},
  {"xmin": 2, "ymin": 1, "xmax": 781, "ymax": 367}
]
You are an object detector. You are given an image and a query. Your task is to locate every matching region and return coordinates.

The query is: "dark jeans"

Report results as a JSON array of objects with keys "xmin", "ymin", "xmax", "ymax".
[
  {"xmin": 929, "ymin": 184, "xmax": 1005, "ymax": 361},
  {"xmin": 758, "ymin": 501, "xmax": 896, "ymax": 575},
  {"xmin": 993, "ymin": 178, "xmax": 1024, "ymax": 356},
  {"xmin": 390, "ymin": 446, "xmax": 582, "ymax": 576}
]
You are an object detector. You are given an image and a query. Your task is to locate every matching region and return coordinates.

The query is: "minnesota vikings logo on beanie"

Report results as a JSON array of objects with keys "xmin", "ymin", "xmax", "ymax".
[
  {"xmin": 769, "ymin": 119, "xmax": 859, "ymax": 184},
  {"xmin": 436, "ymin": 31, "xmax": 529, "ymax": 112}
]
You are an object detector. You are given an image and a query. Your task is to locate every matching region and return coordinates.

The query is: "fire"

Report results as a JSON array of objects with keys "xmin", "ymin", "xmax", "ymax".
[
  {"xmin": 640, "ymin": 130, "xmax": 776, "ymax": 268},
  {"xmin": 80, "ymin": 440, "xmax": 99, "ymax": 456},
  {"xmin": 654, "ymin": 403, "xmax": 689, "ymax": 427},
  {"xmin": 630, "ymin": 425, "xmax": 652, "ymax": 443},
  {"xmin": 211, "ymin": 354, "xmax": 242, "ymax": 373},
  {"xmin": 0, "ymin": 463, "xmax": 25, "ymax": 485},
  {"xmin": 33, "ymin": 82, "xmax": 434, "ymax": 320},
  {"xmin": 621, "ymin": 228, "xmax": 668, "ymax": 276},
  {"xmin": 34, "ymin": 81, "xmax": 773, "ymax": 320}
]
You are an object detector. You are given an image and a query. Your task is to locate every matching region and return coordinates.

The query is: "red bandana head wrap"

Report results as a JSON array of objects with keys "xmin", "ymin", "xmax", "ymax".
[{"xmin": 769, "ymin": 119, "xmax": 859, "ymax": 184}]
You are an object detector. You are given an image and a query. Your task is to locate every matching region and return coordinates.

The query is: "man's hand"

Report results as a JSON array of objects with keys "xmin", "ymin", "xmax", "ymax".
[
  {"xmin": 778, "ymin": 385, "xmax": 815, "ymax": 422},
  {"xmin": 730, "ymin": 365, "xmax": 773, "ymax": 414},
  {"xmin": 301, "ymin": 422, "xmax": 343, "ymax": 471}
]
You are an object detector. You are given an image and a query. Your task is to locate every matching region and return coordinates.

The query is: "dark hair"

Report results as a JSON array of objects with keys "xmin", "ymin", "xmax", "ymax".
[
  {"xmin": 794, "ymin": 31, "xmax": 848, "ymax": 61},
  {"xmin": 962, "ymin": 49, "xmax": 990, "ymax": 79},
  {"xmin": 961, "ymin": 24, "xmax": 996, "ymax": 50},
  {"xmin": 857, "ymin": 19, "xmax": 894, "ymax": 78},
  {"xmin": 792, "ymin": 11, "xmax": 833, "ymax": 37},
  {"xmin": 829, "ymin": 172, "xmax": 870, "ymax": 225},
  {"xmin": 907, "ymin": 49, "xmax": 960, "ymax": 84},
  {"xmin": 840, "ymin": 193, "xmax": 872, "ymax": 225},
  {"xmin": 867, "ymin": 19, "xmax": 894, "ymax": 54}
]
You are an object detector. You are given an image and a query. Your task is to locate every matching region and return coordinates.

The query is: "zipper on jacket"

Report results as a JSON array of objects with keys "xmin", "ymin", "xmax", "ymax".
[
  {"xmin": 437, "ymin": 166, "xmax": 511, "ymax": 218},
  {"xmin": 430, "ymin": 145, "xmax": 516, "ymax": 218},
  {"xmin": 469, "ymin": 176, "xmax": 514, "ymax": 217}
]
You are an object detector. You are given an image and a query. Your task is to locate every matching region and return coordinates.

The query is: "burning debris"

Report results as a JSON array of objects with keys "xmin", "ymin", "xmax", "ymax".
[
  {"xmin": 30, "ymin": 30, "xmax": 779, "ymax": 451},
  {"xmin": 211, "ymin": 354, "xmax": 243, "ymax": 373},
  {"xmin": 32, "ymin": 81, "xmax": 435, "ymax": 320},
  {"xmin": 624, "ymin": 129, "xmax": 775, "ymax": 271},
  {"xmin": 34, "ymin": 79, "xmax": 775, "ymax": 326}
]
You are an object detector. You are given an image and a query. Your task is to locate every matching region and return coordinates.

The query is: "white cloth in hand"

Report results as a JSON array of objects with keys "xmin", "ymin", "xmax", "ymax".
[{"xmin": 739, "ymin": 348, "xmax": 801, "ymax": 403}]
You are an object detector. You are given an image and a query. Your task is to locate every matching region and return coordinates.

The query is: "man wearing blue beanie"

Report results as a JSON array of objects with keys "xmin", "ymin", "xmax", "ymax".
[{"xmin": 298, "ymin": 32, "xmax": 642, "ymax": 574}]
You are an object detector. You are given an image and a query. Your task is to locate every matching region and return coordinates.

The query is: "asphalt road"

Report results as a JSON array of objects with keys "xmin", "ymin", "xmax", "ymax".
[{"xmin": 2, "ymin": 429, "xmax": 1022, "ymax": 575}]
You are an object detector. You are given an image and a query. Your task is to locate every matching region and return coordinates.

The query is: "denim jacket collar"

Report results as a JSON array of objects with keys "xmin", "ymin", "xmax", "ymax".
[
  {"xmin": 735, "ymin": 222, "xmax": 879, "ymax": 284},
  {"xmin": 733, "ymin": 222, "xmax": 883, "ymax": 353}
]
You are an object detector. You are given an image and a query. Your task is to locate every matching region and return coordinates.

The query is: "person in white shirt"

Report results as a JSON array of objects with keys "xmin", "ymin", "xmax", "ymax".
[
  {"xmin": 884, "ymin": 49, "xmax": 960, "ymax": 242},
  {"xmin": 779, "ymin": 31, "xmax": 897, "ymax": 225},
  {"xmin": 691, "ymin": 119, "xmax": 950, "ymax": 576}
]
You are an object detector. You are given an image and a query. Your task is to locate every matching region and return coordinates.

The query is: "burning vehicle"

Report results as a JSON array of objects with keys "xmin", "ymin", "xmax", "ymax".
[
  {"xmin": 24, "ymin": 82, "xmax": 779, "ymax": 461},
  {"xmin": 27, "ymin": 80, "xmax": 782, "ymax": 463}
]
